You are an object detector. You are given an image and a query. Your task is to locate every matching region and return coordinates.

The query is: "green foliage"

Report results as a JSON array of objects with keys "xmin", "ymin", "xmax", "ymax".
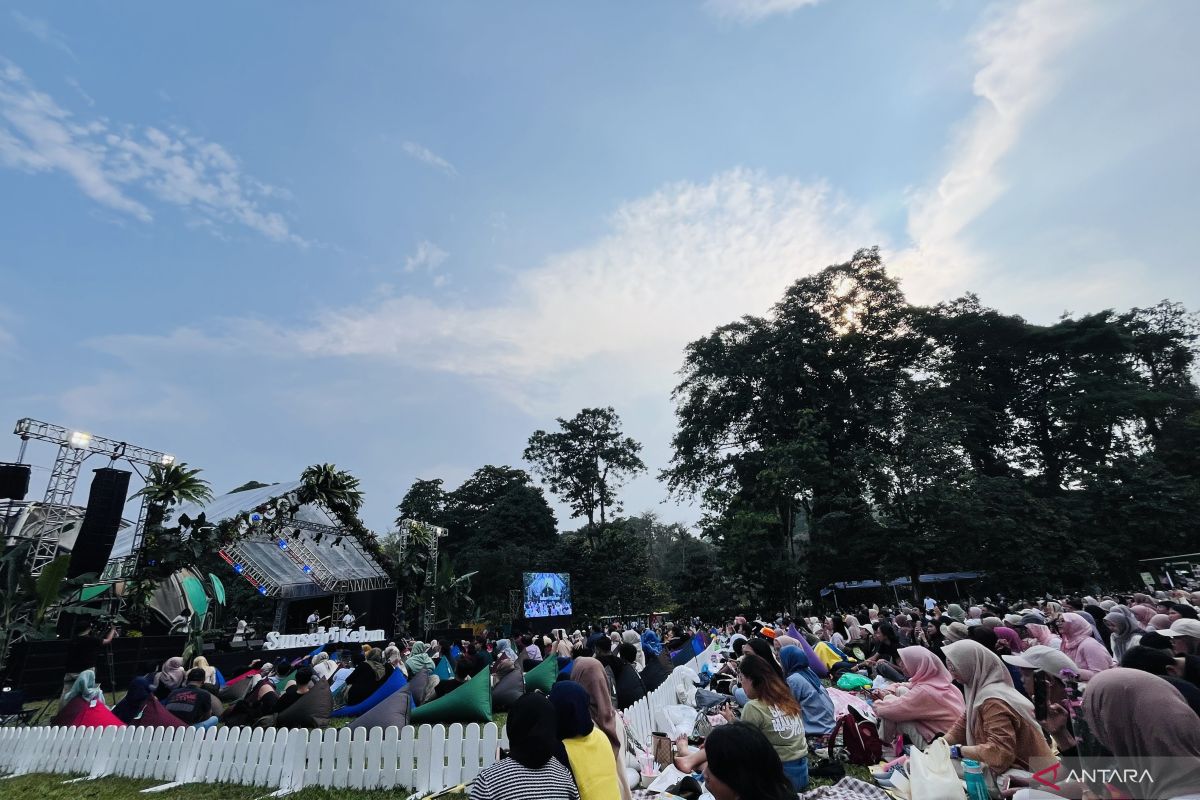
[
  {"xmin": 667, "ymin": 248, "xmax": 1200, "ymax": 605},
  {"xmin": 524, "ymin": 407, "xmax": 646, "ymax": 534}
]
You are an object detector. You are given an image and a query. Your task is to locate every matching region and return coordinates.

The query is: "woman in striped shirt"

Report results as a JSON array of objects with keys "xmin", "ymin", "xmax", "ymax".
[{"xmin": 470, "ymin": 692, "xmax": 579, "ymax": 800}]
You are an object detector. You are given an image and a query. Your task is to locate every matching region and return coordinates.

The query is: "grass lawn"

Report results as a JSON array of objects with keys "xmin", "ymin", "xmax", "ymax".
[{"xmin": 1, "ymin": 773, "xmax": 471, "ymax": 800}]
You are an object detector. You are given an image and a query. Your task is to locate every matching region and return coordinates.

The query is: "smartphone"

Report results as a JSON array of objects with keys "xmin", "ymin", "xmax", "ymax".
[{"xmin": 1033, "ymin": 673, "xmax": 1048, "ymax": 720}]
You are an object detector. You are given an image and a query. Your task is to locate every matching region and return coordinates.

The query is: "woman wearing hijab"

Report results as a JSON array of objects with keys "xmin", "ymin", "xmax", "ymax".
[
  {"xmin": 620, "ymin": 630, "xmax": 645, "ymax": 673},
  {"xmin": 873, "ymin": 646, "xmax": 965, "ymax": 746},
  {"xmin": 1078, "ymin": 668, "xmax": 1200, "ymax": 799},
  {"xmin": 405, "ymin": 641, "xmax": 436, "ymax": 677},
  {"xmin": 153, "ymin": 656, "xmax": 186, "ymax": 700},
  {"xmin": 943, "ymin": 640, "xmax": 1054, "ymax": 775},
  {"xmin": 570, "ymin": 657, "xmax": 632, "ymax": 800},
  {"xmin": 51, "ymin": 669, "xmax": 125, "ymax": 727},
  {"xmin": 548, "ymin": 681, "xmax": 622, "ymax": 800},
  {"xmin": 945, "ymin": 604, "xmax": 967, "ymax": 624},
  {"xmin": 1058, "ymin": 612, "xmax": 1115, "ymax": 680},
  {"xmin": 993, "ymin": 626, "xmax": 1025, "ymax": 655},
  {"xmin": 346, "ymin": 647, "xmax": 390, "ymax": 706},
  {"xmin": 1130, "ymin": 603, "xmax": 1157, "ymax": 627},
  {"xmin": 470, "ymin": 692, "xmax": 580, "ymax": 800},
  {"xmin": 113, "ymin": 676, "xmax": 155, "ymax": 724},
  {"xmin": 779, "ymin": 645, "xmax": 836, "ymax": 736},
  {"xmin": 553, "ymin": 630, "xmax": 575, "ymax": 660},
  {"xmin": 1104, "ymin": 605, "xmax": 1144, "ymax": 662}
]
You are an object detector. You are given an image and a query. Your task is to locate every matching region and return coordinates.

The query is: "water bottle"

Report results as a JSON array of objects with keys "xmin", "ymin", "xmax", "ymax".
[{"xmin": 962, "ymin": 759, "xmax": 990, "ymax": 800}]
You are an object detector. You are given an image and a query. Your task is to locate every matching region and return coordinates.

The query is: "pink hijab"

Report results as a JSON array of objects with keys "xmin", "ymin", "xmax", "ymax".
[
  {"xmin": 1059, "ymin": 612, "xmax": 1115, "ymax": 677},
  {"xmin": 1129, "ymin": 604, "xmax": 1156, "ymax": 626},
  {"xmin": 873, "ymin": 646, "xmax": 965, "ymax": 740},
  {"xmin": 1026, "ymin": 624, "xmax": 1056, "ymax": 647},
  {"xmin": 994, "ymin": 627, "xmax": 1025, "ymax": 653}
]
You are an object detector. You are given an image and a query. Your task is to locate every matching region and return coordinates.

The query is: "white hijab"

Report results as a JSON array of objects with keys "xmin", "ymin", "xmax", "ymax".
[{"xmin": 943, "ymin": 639, "xmax": 1038, "ymax": 746}]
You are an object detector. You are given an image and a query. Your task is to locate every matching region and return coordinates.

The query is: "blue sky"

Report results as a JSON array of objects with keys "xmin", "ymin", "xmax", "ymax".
[{"xmin": 2, "ymin": 0, "xmax": 1198, "ymax": 534}]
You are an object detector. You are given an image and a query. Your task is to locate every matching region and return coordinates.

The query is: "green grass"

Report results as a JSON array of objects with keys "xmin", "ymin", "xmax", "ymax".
[{"xmin": 1, "ymin": 773, "xmax": 470, "ymax": 800}]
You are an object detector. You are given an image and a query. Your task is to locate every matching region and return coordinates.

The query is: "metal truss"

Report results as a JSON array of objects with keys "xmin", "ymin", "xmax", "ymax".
[{"xmin": 220, "ymin": 542, "xmax": 282, "ymax": 597}]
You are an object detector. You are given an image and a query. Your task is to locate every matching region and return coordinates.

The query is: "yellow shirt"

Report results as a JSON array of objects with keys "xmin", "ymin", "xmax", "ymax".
[{"xmin": 562, "ymin": 727, "xmax": 621, "ymax": 800}]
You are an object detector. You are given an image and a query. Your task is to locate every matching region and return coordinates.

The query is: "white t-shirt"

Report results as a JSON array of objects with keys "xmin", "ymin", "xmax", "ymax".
[
  {"xmin": 307, "ymin": 613, "xmax": 319, "ymax": 623},
  {"xmin": 342, "ymin": 614, "xmax": 354, "ymax": 626}
]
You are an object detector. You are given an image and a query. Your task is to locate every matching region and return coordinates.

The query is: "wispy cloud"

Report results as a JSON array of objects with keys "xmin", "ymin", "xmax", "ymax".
[
  {"xmin": 0, "ymin": 59, "xmax": 305, "ymax": 244},
  {"xmin": 892, "ymin": 0, "xmax": 1105, "ymax": 300},
  {"xmin": 93, "ymin": 169, "xmax": 880, "ymax": 410},
  {"xmin": 64, "ymin": 76, "xmax": 94, "ymax": 107},
  {"xmin": 404, "ymin": 240, "xmax": 449, "ymax": 286},
  {"xmin": 11, "ymin": 11, "xmax": 76, "ymax": 59},
  {"xmin": 705, "ymin": 0, "xmax": 824, "ymax": 23},
  {"xmin": 401, "ymin": 140, "xmax": 457, "ymax": 177}
]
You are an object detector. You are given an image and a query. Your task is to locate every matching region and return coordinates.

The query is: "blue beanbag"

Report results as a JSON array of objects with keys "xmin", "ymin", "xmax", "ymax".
[
  {"xmin": 331, "ymin": 667, "xmax": 408, "ymax": 717},
  {"xmin": 434, "ymin": 656, "xmax": 453, "ymax": 681},
  {"xmin": 214, "ymin": 668, "xmax": 226, "ymax": 688}
]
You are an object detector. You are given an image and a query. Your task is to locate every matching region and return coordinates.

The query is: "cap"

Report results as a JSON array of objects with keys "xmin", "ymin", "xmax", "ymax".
[
  {"xmin": 1158, "ymin": 619, "xmax": 1200, "ymax": 639},
  {"xmin": 1001, "ymin": 653, "xmax": 1035, "ymax": 669}
]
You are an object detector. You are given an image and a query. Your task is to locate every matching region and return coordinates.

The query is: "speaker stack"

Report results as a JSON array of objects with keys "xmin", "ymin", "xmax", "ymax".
[{"xmin": 66, "ymin": 467, "xmax": 132, "ymax": 580}]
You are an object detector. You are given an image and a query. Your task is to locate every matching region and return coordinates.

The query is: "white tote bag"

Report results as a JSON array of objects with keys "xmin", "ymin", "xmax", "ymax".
[{"xmin": 908, "ymin": 739, "xmax": 967, "ymax": 800}]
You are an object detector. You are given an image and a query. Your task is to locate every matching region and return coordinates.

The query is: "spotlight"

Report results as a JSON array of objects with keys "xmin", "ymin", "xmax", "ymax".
[
  {"xmin": 234, "ymin": 564, "xmax": 244, "ymax": 574},
  {"xmin": 68, "ymin": 431, "xmax": 92, "ymax": 450},
  {"xmin": 148, "ymin": 559, "xmax": 158, "ymax": 566},
  {"xmin": 277, "ymin": 539, "xmax": 288, "ymax": 550},
  {"xmin": 302, "ymin": 565, "xmax": 312, "ymax": 574},
  {"xmin": 258, "ymin": 586, "xmax": 268, "ymax": 595},
  {"xmin": 248, "ymin": 512, "xmax": 264, "ymax": 525},
  {"xmin": 160, "ymin": 454, "xmax": 175, "ymax": 466}
]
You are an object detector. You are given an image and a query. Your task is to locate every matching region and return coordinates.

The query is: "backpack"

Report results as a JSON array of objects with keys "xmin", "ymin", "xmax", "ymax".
[{"xmin": 827, "ymin": 706, "xmax": 883, "ymax": 766}]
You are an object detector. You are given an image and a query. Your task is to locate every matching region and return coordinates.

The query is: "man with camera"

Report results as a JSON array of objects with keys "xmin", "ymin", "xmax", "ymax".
[{"xmin": 62, "ymin": 620, "xmax": 116, "ymax": 706}]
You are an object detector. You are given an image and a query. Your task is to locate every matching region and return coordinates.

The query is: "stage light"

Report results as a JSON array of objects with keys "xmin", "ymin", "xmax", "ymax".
[
  {"xmin": 291, "ymin": 528, "xmax": 301, "ymax": 539},
  {"xmin": 69, "ymin": 430, "xmax": 92, "ymax": 450},
  {"xmin": 148, "ymin": 559, "xmax": 157, "ymax": 566},
  {"xmin": 234, "ymin": 563, "xmax": 244, "ymax": 574},
  {"xmin": 277, "ymin": 539, "xmax": 288, "ymax": 550},
  {"xmin": 333, "ymin": 536, "xmax": 343, "ymax": 547},
  {"xmin": 258, "ymin": 586, "xmax": 268, "ymax": 595},
  {"xmin": 249, "ymin": 511, "xmax": 264, "ymax": 525},
  {"xmin": 302, "ymin": 565, "xmax": 312, "ymax": 574},
  {"xmin": 313, "ymin": 533, "xmax": 323, "ymax": 544},
  {"xmin": 160, "ymin": 454, "xmax": 175, "ymax": 466}
]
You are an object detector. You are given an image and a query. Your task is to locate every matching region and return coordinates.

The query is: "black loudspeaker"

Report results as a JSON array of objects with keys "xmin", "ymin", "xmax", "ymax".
[
  {"xmin": 66, "ymin": 468, "xmax": 132, "ymax": 579},
  {"xmin": 0, "ymin": 463, "xmax": 31, "ymax": 501}
]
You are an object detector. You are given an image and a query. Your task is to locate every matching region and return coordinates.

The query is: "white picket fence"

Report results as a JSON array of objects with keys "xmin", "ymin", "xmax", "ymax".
[{"xmin": 0, "ymin": 642, "xmax": 717, "ymax": 797}]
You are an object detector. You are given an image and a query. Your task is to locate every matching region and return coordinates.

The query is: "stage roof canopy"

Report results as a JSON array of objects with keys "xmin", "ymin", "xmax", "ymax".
[{"xmin": 111, "ymin": 480, "xmax": 392, "ymax": 599}]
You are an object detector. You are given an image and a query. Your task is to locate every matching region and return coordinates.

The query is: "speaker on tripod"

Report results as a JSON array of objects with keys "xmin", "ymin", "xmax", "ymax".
[{"xmin": 66, "ymin": 468, "xmax": 132, "ymax": 580}]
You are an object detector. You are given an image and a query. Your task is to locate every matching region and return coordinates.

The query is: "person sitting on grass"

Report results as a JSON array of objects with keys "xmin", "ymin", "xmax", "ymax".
[
  {"xmin": 164, "ymin": 668, "xmax": 221, "ymax": 728},
  {"xmin": 470, "ymin": 692, "xmax": 580, "ymax": 800}
]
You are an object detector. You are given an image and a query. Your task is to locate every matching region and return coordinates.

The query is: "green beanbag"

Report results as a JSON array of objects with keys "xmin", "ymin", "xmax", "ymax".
[
  {"xmin": 523, "ymin": 654, "xmax": 558, "ymax": 694},
  {"xmin": 409, "ymin": 667, "xmax": 492, "ymax": 725}
]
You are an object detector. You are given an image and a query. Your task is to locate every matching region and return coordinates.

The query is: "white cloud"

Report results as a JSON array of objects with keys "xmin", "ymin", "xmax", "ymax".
[
  {"xmin": 11, "ymin": 11, "xmax": 76, "ymax": 59},
  {"xmin": 58, "ymin": 373, "xmax": 205, "ymax": 426},
  {"xmin": 705, "ymin": 0, "xmax": 824, "ymax": 23},
  {"xmin": 404, "ymin": 239, "xmax": 449, "ymax": 279},
  {"xmin": 95, "ymin": 169, "xmax": 880, "ymax": 410},
  {"xmin": 0, "ymin": 59, "xmax": 305, "ymax": 244},
  {"xmin": 401, "ymin": 140, "xmax": 458, "ymax": 177},
  {"xmin": 891, "ymin": 0, "xmax": 1104, "ymax": 301}
]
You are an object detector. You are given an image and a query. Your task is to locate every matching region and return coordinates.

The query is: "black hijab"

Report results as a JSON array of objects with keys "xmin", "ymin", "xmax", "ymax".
[
  {"xmin": 113, "ymin": 676, "xmax": 153, "ymax": 724},
  {"xmin": 506, "ymin": 692, "xmax": 561, "ymax": 768},
  {"xmin": 548, "ymin": 680, "xmax": 594, "ymax": 739}
]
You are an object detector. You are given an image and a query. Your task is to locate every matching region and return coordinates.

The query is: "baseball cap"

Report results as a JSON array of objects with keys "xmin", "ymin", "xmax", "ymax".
[{"xmin": 1158, "ymin": 619, "xmax": 1200, "ymax": 639}]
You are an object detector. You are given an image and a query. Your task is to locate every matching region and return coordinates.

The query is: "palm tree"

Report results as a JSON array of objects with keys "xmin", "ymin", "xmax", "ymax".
[
  {"xmin": 135, "ymin": 462, "xmax": 215, "ymax": 528},
  {"xmin": 301, "ymin": 463, "xmax": 364, "ymax": 515}
]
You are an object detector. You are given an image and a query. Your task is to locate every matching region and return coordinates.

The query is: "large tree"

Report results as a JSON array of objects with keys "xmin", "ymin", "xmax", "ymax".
[{"xmin": 524, "ymin": 407, "xmax": 646, "ymax": 541}]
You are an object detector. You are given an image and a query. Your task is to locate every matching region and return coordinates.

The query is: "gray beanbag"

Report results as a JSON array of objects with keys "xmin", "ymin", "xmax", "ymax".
[
  {"xmin": 274, "ymin": 679, "xmax": 333, "ymax": 729},
  {"xmin": 348, "ymin": 687, "xmax": 412, "ymax": 732},
  {"xmin": 492, "ymin": 664, "xmax": 525, "ymax": 711}
]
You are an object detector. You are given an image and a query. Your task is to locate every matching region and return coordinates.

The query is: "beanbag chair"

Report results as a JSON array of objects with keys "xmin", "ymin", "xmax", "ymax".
[
  {"xmin": 556, "ymin": 657, "xmax": 574, "ymax": 682},
  {"xmin": 410, "ymin": 668, "xmax": 491, "ymax": 724},
  {"xmin": 331, "ymin": 666, "xmax": 407, "ymax": 718},
  {"xmin": 405, "ymin": 670, "xmax": 434, "ymax": 707},
  {"xmin": 814, "ymin": 641, "xmax": 852, "ymax": 671},
  {"xmin": 219, "ymin": 676, "xmax": 254, "ymax": 704},
  {"xmin": 271, "ymin": 680, "xmax": 334, "ymax": 729},
  {"xmin": 348, "ymin": 688, "xmax": 412, "ymax": 732},
  {"xmin": 214, "ymin": 668, "xmax": 227, "ymax": 688},
  {"xmin": 224, "ymin": 668, "xmax": 259, "ymax": 687},
  {"xmin": 491, "ymin": 663, "xmax": 525, "ymax": 711},
  {"xmin": 434, "ymin": 656, "xmax": 453, "ymax": 681},
  {"xmin": 641, "ymin": 656, "xmax": 670, "ymax": 693},
  {"xmin": 129, "ymin": 696, "xmax": 187, "ymax": 728},
  {"xmin": 671, "ymin": 640, "xmax": 699, "ymax": 667},
  {"xmin": 523, "ymin": 654, "xmax": 559, "ymax": 694},
  {"xmin": 51, "ymin": 696, "xmax": 125, "ymax": 728},
  {"xmin": 797, "ymin": 636, "xmax": 829, "ymax": 679}
]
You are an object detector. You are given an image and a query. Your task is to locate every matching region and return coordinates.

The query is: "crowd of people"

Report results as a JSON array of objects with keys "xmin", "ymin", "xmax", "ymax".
[{"xmin": 37, "ymin": 585, "xmax": 1200, "ymax": 799}]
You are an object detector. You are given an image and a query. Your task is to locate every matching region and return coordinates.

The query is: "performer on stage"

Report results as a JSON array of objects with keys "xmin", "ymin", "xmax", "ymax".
[
  {"xmin": 342, "ymin": 608, "xmax": 356, "ymax": 628},
  {"xmin": 307, "ymin": 611, "xmax": 320, "ymax": 633}
]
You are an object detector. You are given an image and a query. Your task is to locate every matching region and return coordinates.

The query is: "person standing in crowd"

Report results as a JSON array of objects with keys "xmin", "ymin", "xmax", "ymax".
[{"xmin": 62, "ymin": 621, "xmax": 116, "ymax": 708}]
